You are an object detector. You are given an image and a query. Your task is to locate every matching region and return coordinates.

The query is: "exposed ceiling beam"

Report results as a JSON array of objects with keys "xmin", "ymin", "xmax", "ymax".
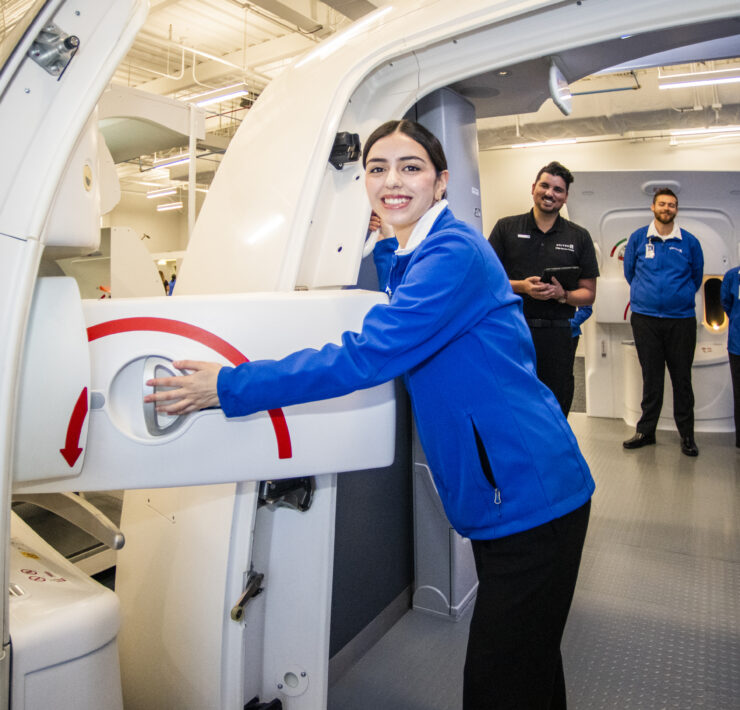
[
  {"xmin": 239, "ymin": 0, "xmax": 323, "ymax": 34},
  {"xmin": 138, "ymin": 33, "xmax": 315, "ymax": 95},
  {"xmin": 150, "ymin": 0, "xmax": 185, "ymax": 12}
]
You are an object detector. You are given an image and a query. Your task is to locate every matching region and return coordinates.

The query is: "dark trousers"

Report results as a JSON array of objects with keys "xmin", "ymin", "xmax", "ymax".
[
  {"xmin": 564, "ymin": 335, "xmax": 580, "ymax": 416},
  {"xmin": 730, "ymin": 352, "xmax": 740, "ymax": 447},
  {"xmin": 630, "ymin": 312, "xmax": 696, "ymax": 437},
  {"xmin": 528, "ymin": 324, "xmax": 575, "ymax": 417},
  {"xmin": 463, "ymin": 501, "xmax": 591, "ymax": 710}
]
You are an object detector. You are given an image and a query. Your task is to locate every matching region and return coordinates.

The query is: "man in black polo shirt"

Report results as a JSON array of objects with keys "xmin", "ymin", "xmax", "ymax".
[{"xmin": 489, "ymin": 161, "xmax": 599, "ymax": 416}]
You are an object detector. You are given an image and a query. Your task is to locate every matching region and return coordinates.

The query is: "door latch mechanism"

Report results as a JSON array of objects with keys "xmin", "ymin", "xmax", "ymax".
[
  {"xmin": 27, "ymin": 23, "xmax": 80, "ymax": 79},
  {"xmin": 230, "ymin": 570, "xmax": 264, "ymax": 622}
]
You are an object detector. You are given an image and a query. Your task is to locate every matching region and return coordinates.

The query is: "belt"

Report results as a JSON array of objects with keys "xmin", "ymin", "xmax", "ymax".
[{"xmin": 526, "ymin": 318, "xmax": 571, "ymax": 328}]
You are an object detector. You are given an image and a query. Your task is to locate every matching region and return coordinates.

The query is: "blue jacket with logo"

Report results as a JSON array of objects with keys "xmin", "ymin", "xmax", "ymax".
[
  {"xmin": 218, "ymin": 207, "xmax": 594, "ymax": 540},
  {"xmin": 623, "ymin": 225, "xmax": 704, "ymax": 318},
  {"xmin": 721, "ymin": 265, "xmax": 740, "ymax": 356}
]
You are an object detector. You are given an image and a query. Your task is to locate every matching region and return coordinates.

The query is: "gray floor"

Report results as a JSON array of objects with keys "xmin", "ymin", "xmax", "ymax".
[{"xmin": 329, "ymin": 414, "xmax": 740, "ymax": 710}]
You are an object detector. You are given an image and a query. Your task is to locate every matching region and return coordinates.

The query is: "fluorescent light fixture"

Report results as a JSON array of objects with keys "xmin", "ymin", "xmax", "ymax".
[
  {"xmin": 510, "ymin": 138, "xmax": 577, "ymax": 149},
  {"xmin": 196, "ymin": 89, "xmax": 248, "ymax": 107},
  {"xmin": 670, "ymin": 131, "xmax": 740, "ymax": 147},
  {"xmin": 659, "ymin": 76, "xmax": 740, "ymax": 90},
  {"xmin": 190, "ymin": 83, "xmax": 249, "ymax": 107},
  {"xmin": 157, "ymin": 202, "xmax": 183, "ymax": 212},
  {"xmin": 153, "ymin": 154, "xmax": 190, "ymax": 168},
  {"xmin": 670, "ymin": 125, "xmax": 740, "ymax": 137},
  {"xmin": 661, "ymin": 66, "xmax": 740, "ymax": 80},
  {"xmin": 146, "ymin": 187, "xmax": 177, "ymax": 199}
]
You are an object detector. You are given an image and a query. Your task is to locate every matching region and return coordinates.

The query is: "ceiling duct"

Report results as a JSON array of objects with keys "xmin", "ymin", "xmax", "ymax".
[{"xmin": 320, "ymin": 0, "xmax": 378, "ymax": 21}]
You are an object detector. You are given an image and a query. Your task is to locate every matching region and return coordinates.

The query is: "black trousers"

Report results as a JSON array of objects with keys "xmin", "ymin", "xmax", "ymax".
[
  {"xmin": 630, "ymin": 312, "xmax": 696, "ymax": 438},
  {"xmin": 463, "ymin": 501, "xmax": 591, "ymax": 710},
  {"xmin": 730, "ymin": 352, "xmax": 740, "ymax": 447},
  {"xmin": 528, "ymin": 324, "xmax": 575, "ymax": 417}
]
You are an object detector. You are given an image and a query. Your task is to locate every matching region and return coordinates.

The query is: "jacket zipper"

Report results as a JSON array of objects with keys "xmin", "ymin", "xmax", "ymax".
[{"xmin": 472, "ymin": 421, "xmax": 502, "ymax": 512}]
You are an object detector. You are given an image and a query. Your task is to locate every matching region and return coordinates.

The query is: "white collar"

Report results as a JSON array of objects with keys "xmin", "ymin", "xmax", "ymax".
[
  {"xmin": 648, "ymin": 220, "xmax": 681, "ymax": 240},
  {"xmin": 395, "ymin": 200, "xmax": 448, "ymax": 255}
]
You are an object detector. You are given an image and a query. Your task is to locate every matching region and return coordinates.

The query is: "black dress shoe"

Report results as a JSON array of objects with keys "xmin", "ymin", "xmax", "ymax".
[
  {"xmin": 623, "ymin": 431, "xmax": 656, "ymax": 449},
  {"xmin": 681, "ymin": 436, "xmax": 699, "ymax": 457}
]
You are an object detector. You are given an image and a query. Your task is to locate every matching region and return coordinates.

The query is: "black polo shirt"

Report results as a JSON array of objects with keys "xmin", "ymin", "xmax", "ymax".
[{"xmin": 489, "ymin": 210, "xmax": 599, "ymax": 320}]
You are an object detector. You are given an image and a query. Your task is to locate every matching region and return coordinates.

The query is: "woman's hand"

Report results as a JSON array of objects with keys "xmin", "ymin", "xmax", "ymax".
[
  {"xmin": 368, "ymin": 211, "xmax": 395, "ymax": 241},
  {"xmin": 144, "ymin": 360, "xmax": 223, "ymax": 415}
]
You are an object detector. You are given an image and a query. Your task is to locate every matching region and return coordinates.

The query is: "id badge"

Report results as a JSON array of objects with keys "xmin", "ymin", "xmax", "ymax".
[{"xmin": 645, "ymin": 242, "xmax": 655, "ymax": 259}]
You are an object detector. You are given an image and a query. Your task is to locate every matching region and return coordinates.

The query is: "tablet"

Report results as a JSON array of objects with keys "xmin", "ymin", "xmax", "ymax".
[{"xmin": 541, "ymin": 266, "xmax": 581, "ymax": 291}]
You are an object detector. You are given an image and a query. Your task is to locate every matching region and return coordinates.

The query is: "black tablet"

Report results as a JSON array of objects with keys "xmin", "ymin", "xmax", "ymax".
[{"xmin": 541, "ymin": 266, "xmax": 581, "ymax": 291}]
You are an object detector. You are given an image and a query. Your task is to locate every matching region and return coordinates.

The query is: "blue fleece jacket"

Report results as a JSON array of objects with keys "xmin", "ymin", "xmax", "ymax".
[
  {"xmin": 623, "ymin": 225, "xmax": 704, "ymax": 318},
  {"xmin": 217, "ymin": 207, "xmax": 594, "ymax": 540},
  {"xmin": 721, "ymin": 265, "xmax": 740, "ymax": 356}
]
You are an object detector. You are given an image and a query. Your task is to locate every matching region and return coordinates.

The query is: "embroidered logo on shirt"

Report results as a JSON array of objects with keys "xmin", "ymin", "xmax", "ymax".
[
  {"xmin": 669, "ymin": 246, "xmax": 683, "ymax": 254},
  {"xmin": 555, "ymin": 243, "xmax": 575, "ymax": 252},
  {"xmin": 517, "ymin": 233, "xmax": 530, "ymax": 239}
]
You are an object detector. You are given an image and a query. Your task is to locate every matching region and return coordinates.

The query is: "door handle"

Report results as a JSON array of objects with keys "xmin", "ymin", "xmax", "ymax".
[{"xmin": 142, "ymin": 356, "xmax": 187, "ymax": 436}]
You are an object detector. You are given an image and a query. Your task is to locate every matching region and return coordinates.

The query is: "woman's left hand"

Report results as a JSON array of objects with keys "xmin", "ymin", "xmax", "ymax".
[{"xmin": 144, "ymin": 359, "xmax": 223, "ymax": 414}]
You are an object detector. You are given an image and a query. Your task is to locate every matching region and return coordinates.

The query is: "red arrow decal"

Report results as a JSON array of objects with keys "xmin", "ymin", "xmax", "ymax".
[
  {"xmin": 60, "ymin": 387, "xmax": 88, "ymax": 467},
  {"xmin": 87, "ymin": 317, "xmax": 292, "ymax": 459}
]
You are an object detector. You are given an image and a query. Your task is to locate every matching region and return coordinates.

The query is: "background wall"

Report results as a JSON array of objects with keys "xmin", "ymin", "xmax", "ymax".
[
  {"xmin": 479, "ymin": 139, "xmax": 740, "ymax": 234},
  {"xmin": 101, "ymin": 191, "xmax": 199, "ymax": 254}
]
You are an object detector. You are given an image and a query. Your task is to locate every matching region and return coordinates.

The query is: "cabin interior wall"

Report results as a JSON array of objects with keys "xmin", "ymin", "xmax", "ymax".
[
  {"xmin": 479, "ymin": 139, "xmax": 740, "ymax": 236},
  {"xmin": 100, "ymin": 191, "xmax": 201, "ymax": 254}
]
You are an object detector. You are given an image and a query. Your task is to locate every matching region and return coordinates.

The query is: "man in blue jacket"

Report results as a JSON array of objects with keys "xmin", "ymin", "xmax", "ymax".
[{"xmin": 622, "ymin": 188, "xmax": 704, "ymax": 456}]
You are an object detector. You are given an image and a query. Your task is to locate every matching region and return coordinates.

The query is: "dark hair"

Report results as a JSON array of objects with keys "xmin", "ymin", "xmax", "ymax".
[
  {"xmin": 652, "ymin": 188, "xmax": 678, "ymax": 207},
  {"xmin": 362, "ymin": 119, "xmax": 448, "ymax": 175},
  {"xmin": 535, "ymin": 161, "xmax": 574, "ymax": 192}
]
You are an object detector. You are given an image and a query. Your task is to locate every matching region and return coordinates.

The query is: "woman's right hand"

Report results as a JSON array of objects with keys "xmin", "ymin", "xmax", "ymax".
[{"xmin": 369, "ymin": 211, "xmax": 395, "ymax": 241}]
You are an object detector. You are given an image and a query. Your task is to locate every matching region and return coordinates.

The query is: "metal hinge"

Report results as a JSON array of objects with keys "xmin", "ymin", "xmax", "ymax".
[
  {"xmin": 259, "ymin": 477, "xmax": 314, "ymax": 512},
  {"xmin": 27, "ymin": 22, "xmax": 80, "ymax": 79},
  {"xmin": 230, "ymin": 570, "xmax": 264, "ymax": 622}
]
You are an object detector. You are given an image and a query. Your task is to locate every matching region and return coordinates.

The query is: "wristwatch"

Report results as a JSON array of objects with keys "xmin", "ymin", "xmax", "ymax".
[{"xmin": 558, "ymin": 290, "xmax": 568, "ymax": 304}]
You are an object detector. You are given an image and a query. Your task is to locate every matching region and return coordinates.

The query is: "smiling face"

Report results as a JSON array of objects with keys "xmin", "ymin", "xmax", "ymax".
[
  {"xmin": 651, "ymin": 194, "xmax": 678, "ymax": 226},
  {"xmin": 531, "ymin": 172, "xmax": 568, "ymax": 215},
  {"xmin": 364, "ymin": 131, "xmax": 449, "ymax": 247}
]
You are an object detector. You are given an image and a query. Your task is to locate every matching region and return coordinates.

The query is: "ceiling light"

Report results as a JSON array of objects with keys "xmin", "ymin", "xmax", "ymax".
[
  {"xmin": 153, "ymin": 154, "xmax": 190, "ymax": 168},
  {"xmin": 190, "ymin": 83, "xmax": 249, "ymax": 107},
  {"xmin": 157, "ymin": 202, "xmax": 183, "ymax": 212},
  {"xmin": 146, "ymin": 187, "xmax": 177, "ymax": 199},
  {"xmin": 510, "ymin": 138, "xmax": 577, "ymax": 149},
  {"xmin": 659, "ymin": 76, "xmax": 740, "ymax": 90},
  {"xmin": 670, "ymin": 125, "xmax": 740, "ymax": 137}
]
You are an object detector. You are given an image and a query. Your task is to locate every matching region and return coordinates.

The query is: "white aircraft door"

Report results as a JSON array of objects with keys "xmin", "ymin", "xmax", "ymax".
[{"xmin": 12, "ymin": 280, "xmax": 396, "ymax": 494}]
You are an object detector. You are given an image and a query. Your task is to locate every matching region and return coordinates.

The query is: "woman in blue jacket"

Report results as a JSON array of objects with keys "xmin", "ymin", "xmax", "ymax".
[
  {"xmin": 721, "ymin": 265, "xmax": 740, "ymax": 448},
  {"xmin": 147, "ymin": 120, "xmax": 594, "ymax": 710}
]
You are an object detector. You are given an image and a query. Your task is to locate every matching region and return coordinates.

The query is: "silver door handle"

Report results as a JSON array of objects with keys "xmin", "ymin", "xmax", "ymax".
[{"xmin": 142, "ymin": 356, "xmax": 187, "ymax": 436}]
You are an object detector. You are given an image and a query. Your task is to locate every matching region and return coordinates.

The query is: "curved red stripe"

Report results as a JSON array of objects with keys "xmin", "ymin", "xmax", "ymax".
[
  {"xmin": 610, "ymin": 238, "xmax": 627, "ymax": 258},
  {"xmin": 624, "ymin": 302, "xmax": 630, "ymax": 321},
  {"xmin": 87, "ymin": 317, "xmax": 292, "ymax": 459}
]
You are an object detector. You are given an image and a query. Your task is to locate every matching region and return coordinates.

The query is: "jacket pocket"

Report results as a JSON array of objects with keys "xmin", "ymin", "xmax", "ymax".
[{"xmin": 471, "ymin": 419, "xmax": 502, "ymax": 511}]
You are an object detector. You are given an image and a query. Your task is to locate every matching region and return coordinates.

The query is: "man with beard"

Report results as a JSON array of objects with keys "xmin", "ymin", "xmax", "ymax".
[
  {"xmin": 622, "ymin": 188, "xmax": 704, "ymax": 456},
  {"xmin": 489, "ymin": 161, "xmax": 598, "ymax": 416}
]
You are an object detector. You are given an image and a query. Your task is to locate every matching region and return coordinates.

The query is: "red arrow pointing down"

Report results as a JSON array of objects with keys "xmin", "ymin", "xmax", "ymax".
[{"xmin": 60, "ymin": 387, "xmax": 88, "ymax": 467}]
